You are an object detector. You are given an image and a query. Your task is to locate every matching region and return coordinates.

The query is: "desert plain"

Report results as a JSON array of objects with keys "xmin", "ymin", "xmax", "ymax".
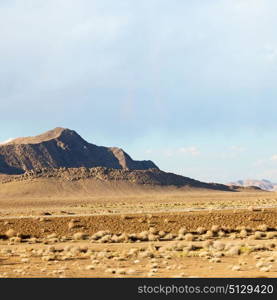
[{"xmin": 1, "ymin": 183, "xmax": 277, "ymax": 278}]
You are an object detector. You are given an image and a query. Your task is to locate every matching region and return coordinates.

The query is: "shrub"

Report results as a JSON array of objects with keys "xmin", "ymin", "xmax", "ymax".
[
  {"xmin": 196, "ymin": 227, "xmax": 206, "ymax": 234},
  {"xmin": 231, "ymin": 265, "xmax": 241, "ymax": 271},
  {"xmin": 5, "ymin": 229, "xmax": 16, "ymax": 238},
  {"xmin": 117, "ymin": 233, "xmax": 128, "ymax": 243},
  {"xmin": 239, "ymin": 229, "xmax": 248, "ymax": 238},
  {"xmin": 164, "ymin": 233, "xmax": 174, "ymax": 241},
  {"xmin": 158, "ymin": 231, "xmax": 166, "ymax": 238},
  {"xmin": 203, "ymin": 231, "xmax": 213, "ymax": 239},
  {"xmin": 257, "ymin": 224, "xmax": 268, "ymax": 232},
  {"xmin": 149, "ymin": 227, "xmax": 158, "ymax": 235},
  {"xmin": 254, "ymin": 231, "xmax": 263, "ymax": 240},
  {"xmin": 203, "ymin": 240, "xmax": 213, "ymax": 249},
  {"xmin": 227, "ymin": 246, "xmax": 240, "ymax": 256},
  {"xmin": 68, "ymin": 222, "xmax": 77, "ymax": 230},
  {"xmin": 138, "ymin": 231, "xmax": 148, "ymax": 241},
  {"xmin": 47, "ymin": 233, "xmax": 57, "ymax": 239},
  {"xmin": 266, "ymin": 232, "xmax": 275, "ymax": 239},
  {"xmin": 213, "ymin": 241, "xmax": 225, "ymax": 251},
  {"xmin": 218, "ymin": 231, "xmax": 225, "ymax": 238},
  {"xmin": 73, "ymin": 232, "xmax": 87, "ymax": 240},
  {"xmin": 211, "ymin": 225, "xmax": 220, "ymax": 233},
  {"xmin": 148, "ymin": 234, "xmax": 159, "ymax": 242},
  {"xmin": 178, "ymin": 227, "xmax": 187, "ymax": 235},
  {"xmin": 259, "ymin": 266, "xmax": 271, "ymax": 272},
  {"xmin": 99, "ymin": 235, "xmax": 111, "ymax": 243},
  {"xmin": 184, "ymin": 233, "xmax": 194, "ymax": 241}
]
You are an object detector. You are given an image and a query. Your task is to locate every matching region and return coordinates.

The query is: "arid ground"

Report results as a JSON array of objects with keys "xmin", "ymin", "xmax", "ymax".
[{"xmin": 1, "ymin": 189, "xmax": 277, "ymax": 278}]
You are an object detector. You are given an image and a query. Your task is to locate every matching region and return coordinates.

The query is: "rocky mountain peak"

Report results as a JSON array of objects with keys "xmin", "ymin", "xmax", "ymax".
[{"xmin": 0, "ymin": 127, "xmax": 158, "ymax": 174}]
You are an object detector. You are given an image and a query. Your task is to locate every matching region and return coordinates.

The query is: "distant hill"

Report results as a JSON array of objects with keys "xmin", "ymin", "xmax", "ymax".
[
  {"xmin": 0, "ymin": 166, "xmax": 248, "ymax": 199},
  {"xmin": 228, "ymin": 179, "xmax": 277, "ymax": 191},
  {"xmin": 0, "ymin": 167, "xmax": 235, "ymax": 189},
  {"xmin": 0, "ymin": 127, "xmax": 158, "ymax": 174}
]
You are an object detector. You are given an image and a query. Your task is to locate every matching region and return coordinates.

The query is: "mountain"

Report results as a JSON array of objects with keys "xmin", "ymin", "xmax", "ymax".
[
  {"xmin": 228, "ymin": 179, "xmax": 277, "ymax": 191},
  {"xmin": 0, "ymin": 167, "xmax": 235, "ymax": 190},
  {"xmin": 0, "ymin": 166, "xmax": 249, "ymax": 200},
  {"xmin": 0, "ymin": 127, "xmax": 263, "ymax": 194},
  {"xmin": 0, "ymin": 127, "xmax": 158, "ymax": 174}
]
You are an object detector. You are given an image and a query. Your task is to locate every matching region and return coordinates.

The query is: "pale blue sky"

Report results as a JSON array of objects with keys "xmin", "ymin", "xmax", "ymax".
[{"xmin": 1, "ymin": 0, "xmax": 277, "ymax": 183}]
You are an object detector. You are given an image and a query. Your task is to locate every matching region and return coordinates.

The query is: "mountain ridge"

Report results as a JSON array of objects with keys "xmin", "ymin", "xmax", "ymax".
[
  {"xmin": 228, "ymin": 179, "xmax": 277, "ymax": 191},
  {"xmin": 0, "ymin": 127, "xmax": 158, "ymax": 174},
  {"xmin": 0, "ymin": 166, "xmax": 248, "ymax": 192}
]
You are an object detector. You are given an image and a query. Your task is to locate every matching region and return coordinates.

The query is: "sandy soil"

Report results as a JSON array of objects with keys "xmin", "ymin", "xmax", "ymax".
[
  {"xmin": 1, "ymin": 190, "xmax": 277, "ymax": 278},
  {"xmin": 0, "ymin": 189, "xmax": 276, "ymax": 217},
  {"xmin": 0, "ymin": 209, "xmax": 277, "ymax": 238},
  {"xmin": 1, "ymin": 239, "xmax": 277, "ymax": 278}
]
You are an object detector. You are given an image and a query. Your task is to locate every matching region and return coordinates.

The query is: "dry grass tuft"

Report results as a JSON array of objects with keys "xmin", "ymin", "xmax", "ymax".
[
  {"xmin": 213, "ymin": 241, "xmax": 225, "ymax": 251},
  {"xmin": 257, "ymin": 224, "xmax": 269, "ymax": 232},
  {"xmin": 5, "ymin": 229, "xmax": 17, "ymax": 238},
  {"xmin": 184, "ymin": 233, "xmax": 194, "ymax": 241},
  {"xmin": 211, "ymin": 225, "xmax": 220, "ymax": 233},
  {"xmin": 73, "ymin": 232, "xmax": 87, "ymax": 240},
  {"xmin": 254, "ymin": 231, "xmax": 263, "ymax": 240},
  {"xmin": 231, "ymin": 265, "xmax": 241, "ymax": 271}
]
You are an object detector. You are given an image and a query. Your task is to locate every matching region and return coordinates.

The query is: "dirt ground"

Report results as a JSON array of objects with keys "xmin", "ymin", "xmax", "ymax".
[
  {"xmin": 1, "ymin": 239, "xmax": 277, "ymax": 278},
  {"xmin": 0, "ymin": 190, "xmax": 277, "ymax": 278},
  {"xmin": 0, "ymin": 209, "xmax": 277, "ymax": 238}
]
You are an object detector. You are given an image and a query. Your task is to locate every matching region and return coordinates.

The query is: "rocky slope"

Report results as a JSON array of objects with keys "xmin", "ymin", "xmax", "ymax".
[
  {"xmin": 0, "ymin": 128, "xmax": 158, "ymax": 174},
  {"xmin": 0, "ymin": 167, "xmax": 237, "ymax": 191}
]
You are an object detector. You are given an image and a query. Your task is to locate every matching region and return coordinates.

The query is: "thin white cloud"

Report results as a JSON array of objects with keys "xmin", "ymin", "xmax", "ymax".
[
  {"xmin": 0, "ymin": 138, "xmax": 13, "ymax": 145},
  {"xmin": 152, "ymin": 146, "xmax": 201, "ymax": 158},
  {"xmin": 179, "ymin": 146, "xmax": 200, "ymax": 156},
  {"xmin": 271, "ymin": 154, "xmax": 277, "ymax": 161},
  {"xmin": 258, "ymin": 169, "xmax": 277, "ymax": 180},
  {"xmin": 145, "ymin": 149, "xmax": 153, "ymax": 154},
  {"xmin": 220, "ymin": 145, "xmax": 246, "ymax": 159},
  {"xmin": 263, "ymin": 44, "xmax": 277, "ymax": 62},
  {"xmin": 164, "ymin": 149, "xmax": 174, "ymax": 158},
  {"xmin": 253, "ymin": 159, "xmax": 266, "ymax": 167},
  {"xmin": 252, "ymin": 155, "xmax": 277, "ymax": 167},
  {"xmin": 230, "ymin": 145, "xmax": 246, "ymax": 152}
]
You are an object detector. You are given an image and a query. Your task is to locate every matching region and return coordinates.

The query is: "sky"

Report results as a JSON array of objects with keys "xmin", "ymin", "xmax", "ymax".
[{"xmin": 1, "ymin": 0, "xmax": 277, "ymax": 183}]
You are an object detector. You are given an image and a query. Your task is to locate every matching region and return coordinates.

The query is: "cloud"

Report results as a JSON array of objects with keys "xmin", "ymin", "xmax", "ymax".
[
  {"xmin": 230, "ymin": 146, "xmax": 246, "ymax": 153},
  {"xmin": 179, "ymin": 146, "xmax": 200, "ymax": 156},
  {"xmin": 220, "ymin": 146, "xmax": 246, "ymax": 159},
  {"xmin": 263, "ymin": 44, "xmax": 277, "ymax": 62},
  {"xmin": 271, "ymin": 154, "xmax": 277, "ymax": 161},
  {"xmin": 145, "ymin": 149, "xmax": 153, "ymax": 154},
  {"xmin": 252, "ymin": 154, "xmax": 277, "ymax": 168},
  {"xmin": 0, "ymin": 138, "xmax": 14, "ymax": 145},
  {"xmin": 257, "ymin": 169, "xmax": 277, "ymax": 180},
  {"xmin": 163, "ymin": 149, "xmax": 174, "ymax": 158},
  {"xmin": 253, "ymin": 159, "xmax": 266, "ymax": 167},
  {"xmin": 144, "ymin": 146, "xmax": 201, "ymax": 158}
]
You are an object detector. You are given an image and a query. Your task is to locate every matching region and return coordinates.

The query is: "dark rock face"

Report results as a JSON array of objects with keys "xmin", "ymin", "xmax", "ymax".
[
  {"xmin": 0, "ymin": 128, "xmax": 158, "ymax": 174},
  {"xmin": 0, "ymin": 156, "xmax": 23, "ymax": 175}
]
